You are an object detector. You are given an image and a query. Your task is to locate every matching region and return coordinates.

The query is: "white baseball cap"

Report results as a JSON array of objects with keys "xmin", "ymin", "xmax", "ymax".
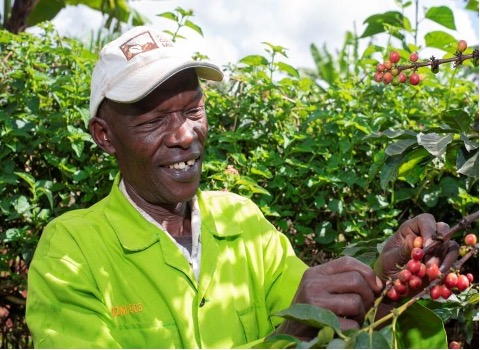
[{"xmin": 89, "ymin": 26, "xmax": 224, "ymax": 118}]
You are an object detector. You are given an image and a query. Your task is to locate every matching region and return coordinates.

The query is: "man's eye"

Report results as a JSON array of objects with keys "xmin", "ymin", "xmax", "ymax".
[
  {"xmin": 140, "ymin": 116, "xmax": 166, "ymax": 127},
  {"xmin": 184, "ymin": 106, "xmax": 205, "ymax": 118}
]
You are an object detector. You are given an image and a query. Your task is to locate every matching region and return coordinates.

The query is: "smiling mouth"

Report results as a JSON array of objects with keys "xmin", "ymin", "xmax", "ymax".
[{"xmin": 166, "ymin": 158, "xmax": 197, "ymax": 171}]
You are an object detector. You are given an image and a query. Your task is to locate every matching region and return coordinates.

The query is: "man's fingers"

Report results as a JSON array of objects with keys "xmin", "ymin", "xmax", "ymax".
[
  {"xmin": 438, "ymin": 240, "xmax": 460, "ymax": 274},
  {"xmin": 312, "ymin": 256, "xmax": 383, "ymax": 292},
  {"xmin": 436, "ymin": 222, "xmax": 451, "ymax": 236},
  {"xmin": 338, "ymin": 317, "xmax": 360, "ymax": 331}
]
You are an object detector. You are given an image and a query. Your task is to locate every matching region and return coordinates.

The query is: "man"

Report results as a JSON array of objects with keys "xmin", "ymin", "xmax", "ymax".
[{"xmin": 26, "ymin": 26, "xmax": 458, "ymax": 348}]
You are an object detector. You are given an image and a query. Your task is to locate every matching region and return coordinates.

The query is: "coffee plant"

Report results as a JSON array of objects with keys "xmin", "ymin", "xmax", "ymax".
[
  {"xmin": 374, "ymin": 41, "xmax": 479, "ymax": 86},
  {"xmin": 254, "ymin": 213, "xmax": 478, "ymax": 349}
]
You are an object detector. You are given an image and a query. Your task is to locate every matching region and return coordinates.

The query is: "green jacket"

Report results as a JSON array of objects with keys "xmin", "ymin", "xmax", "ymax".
[{"xmin": 26, "ymin": 177, "xmax": 308, "ymax": 348}]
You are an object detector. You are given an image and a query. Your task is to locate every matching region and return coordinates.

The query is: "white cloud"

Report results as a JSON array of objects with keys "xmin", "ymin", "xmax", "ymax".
[
  {"xmin": 18, "ymin": 0, "xmax": 478, "ymax": 69},
  {"xmin": 129, "ymin": 0, "xmax": 478, "ymax": 68}
]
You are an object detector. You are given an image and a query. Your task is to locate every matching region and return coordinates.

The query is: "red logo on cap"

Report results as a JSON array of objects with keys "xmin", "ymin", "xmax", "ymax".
[{"xmin": 120, "ymin": 31, "xmax": 160, "ymax": 61}]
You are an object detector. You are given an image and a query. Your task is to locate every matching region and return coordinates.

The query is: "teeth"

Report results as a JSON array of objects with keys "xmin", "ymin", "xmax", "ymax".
[{"xmin": 167, "ymin": 159, "xmax": 196, "ymax": 170}]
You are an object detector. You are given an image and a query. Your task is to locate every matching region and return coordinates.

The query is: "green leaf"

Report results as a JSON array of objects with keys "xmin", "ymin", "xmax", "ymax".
[
  {"xmin": 253, "ymin": 334, "xmax": 299, "ymax": 349},
  {"xmin": 275, "ymin": 304, "xmax": 341, "ymax": 332},
  {"xmin": 398, "ymin": 147, "xmax": 431, "ymax": 185},
  {"xmin": 4, "ymin": 228, "xmax": 23, "ymax": 243},
  {"xmin": 457, "ymin": 150, "xmax": 479, "ymax": 178},
  {"xmin": 396, "ymin": 302, "xmax": 448, "ymax": 348},
  {"xmin": 442, "ymin": 109, "xmax": 472, "ymax": 133},
  {"xmin": 466, "ymin": 0, "xmax": 479, "ymax": 11},
  {"xmin": 351, "ymin": 329, "xmax": 391, "ymax": 349},
  {"xmin": 250, "ymin": 166, "xmax": 273, "ymax": 179},
  {"xmin": 385, "ymin": 139, "xmax": 417, "ymax": 156},
  {"xmin": 157, "ymin": 11, "xmax": 178, "ymax": 22},
  {"xmin": 380, "ymin": 155, "xmax": 403, "ymax": 190},
  {"xmin": 361, "ymin": 11, "xmax": 404, "ymax": 38},
  {"xmin": 239, "ymin": 55, "xmax": 269, "ymax": 67},
  {"xmin": 424, "ymin": 31, "xmax": 457, "ymax": 51},
  {"xmin": 326, "ymin": 338, "xmax": 345, "ymax": 348},
  {"xmin": 382, "ymin": 129, "xmax": 417, "ymax": 139},
  {"xmin": 425, "ymin": 6, "xmax": 456, "ymax": 30},
  {"xmin": 27, "ymin": 0, "xmax": 65, "ymax": 26},
  {"xmin": 262, "ymin": 42, "xmax": 288, "ymax": 57},
  {"xmin": 14, "ymin": 172, "xmax": 36, "ymax": 189},
  {"xmin": 315, "ymin": 221, "xmax": 337, "ymax": 245},
  {"xmin": 14, "ymin": 196, "xmax": 30, "ymax": 214},
  {"xmin": 185, "ymin": 20, "xmax": 204, "ymax": 37},
  {"xmin": 275, "ymin": 62, "xmax": 300, "ymax": 78},
  {"xmin": 417, "ymin": 133, "xmax": 453, "ymax": 157},
  {"xmin": 460, "ymin": 134, "xmax": 479, "ymax": 152},
  {"xmin": 316, "ymin": 326, "xmax": 335, "ymax": 345},
  {"xmin": 37, "ymin": 187, "xmax": 54, "ymax": 210},
  {"xmin": 327, "ymin": 198, "xmax": 344, "ymax": 215}
]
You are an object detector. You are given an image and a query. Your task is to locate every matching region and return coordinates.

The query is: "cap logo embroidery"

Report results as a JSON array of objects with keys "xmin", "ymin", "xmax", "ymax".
[{"xmin": 119, "ymin": 31, "xmax": 160, "ymax": 61}]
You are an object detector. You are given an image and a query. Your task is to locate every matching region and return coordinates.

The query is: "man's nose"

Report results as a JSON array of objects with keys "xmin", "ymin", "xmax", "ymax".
[{"xmin": 164, "ymin": 118, "xmax": 197, "ymax": 149}]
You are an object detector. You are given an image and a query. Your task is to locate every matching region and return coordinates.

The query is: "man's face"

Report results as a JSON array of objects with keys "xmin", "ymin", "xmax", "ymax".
[{"xmin": 100, "ymin": 69, "xmax": 207, "ymax": 205}]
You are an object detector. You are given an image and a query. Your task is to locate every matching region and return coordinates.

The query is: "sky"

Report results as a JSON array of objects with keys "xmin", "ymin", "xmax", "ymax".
[{"xmin": 7, "ymin": 0, "xmax": 480, "ymax": 69}]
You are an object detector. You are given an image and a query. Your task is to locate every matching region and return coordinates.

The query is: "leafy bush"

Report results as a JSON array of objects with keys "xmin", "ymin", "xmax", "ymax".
[{"xmin": 0, "ymin": 23, "xmax": 117, "ymax": 347}]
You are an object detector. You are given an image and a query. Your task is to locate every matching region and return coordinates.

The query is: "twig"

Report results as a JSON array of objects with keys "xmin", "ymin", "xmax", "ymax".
[
  {"xmin": 397, "ymin": 50, "xmax": 479, "ymax": 73},
  {"xmin": 423, "ymin": 211, "xmax": 479, "ymax": 255}
]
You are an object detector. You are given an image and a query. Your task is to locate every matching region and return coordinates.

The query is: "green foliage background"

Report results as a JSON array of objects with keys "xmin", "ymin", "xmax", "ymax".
[{"xmin": 0, "ymin": 2, "xmax": 478, "ymax": 348}]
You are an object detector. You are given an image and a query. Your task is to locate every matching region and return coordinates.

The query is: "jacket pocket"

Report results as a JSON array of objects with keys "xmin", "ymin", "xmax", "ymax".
[
  {"xmin": 114, "ymin": 319, "xmax": 182, "ymax": 348},
  {"xmin": 236, "ymin": 304, "xmax": 260, "ymax": 343}
]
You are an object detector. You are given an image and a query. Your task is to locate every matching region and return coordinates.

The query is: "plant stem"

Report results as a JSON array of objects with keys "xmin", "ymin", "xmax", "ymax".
[
  {"xmin": 423, "ymin": 210, "xmax": 479, "ymax": 255},
  {"xmin": 397, "ymin": 50, "xmax": 479, "ymax": 73}
]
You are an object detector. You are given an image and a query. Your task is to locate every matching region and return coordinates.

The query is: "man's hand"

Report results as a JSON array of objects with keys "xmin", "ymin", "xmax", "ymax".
[
  {"xmin": 375, "ymin": 213, "xmax": 459, "ymax": 284},
  {"xmin": 275, "ymin": 256, "xmax": 383, "ymax": 339}
]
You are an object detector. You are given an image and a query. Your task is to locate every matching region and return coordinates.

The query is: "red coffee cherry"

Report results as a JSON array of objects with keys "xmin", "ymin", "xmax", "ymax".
[
  {"xmin": 457, "ymin": 40, "xmax": 467, "ymax": 53},
  {"xmin": 426, "ymin": 262, "xmax": 440, "ymax": 280},
  {"xmin": 387, "ymin": 287, "xmax": 400, "ymax": 301},
  {"xmin": 449, "ymin": 340, "xmax": 462, "ymax": 349},
  {"xmin": 408, "ymin": 275, "xmax": 422, "ymax": 289},
  {"xmin": 416, "ymin": 263, "xmax": 426, "ymax": 278},
  {"xmin": 466, "ymin": 273, "xmax": 474, "ymax": 283},
  {"xmin": 384, "ymin": 60, "xmax": 393, "ymax": 70},
  {"xmin": 456, "ymin": 274, "xmax": 470, "ymax": 291},
  {"xmin": 409, "ymin": 52, "xmax": 419, "ymax": 63},
  {"xmin": 373, "ymin": 72, "xmax": 384, "ymax": 82},
  {"xmin": 389, "ymin": 51, "xmax": 400, "ymax": 64},
  {"xmin": 444, "ymin": 272, "xmax": 458, "ymax": 288},
  {"xmin": 376, "ymin": 63, "xmax": 386, "ymax": 72},
  {"xmin": 409, "ymin": 73, "xmax": 420, "ymax": 85},
  {"xmin": 398, "ymin": 72, "xmax": 407, "ymax": 83},
  {"xmin": 383, "ymin": 72, "xmax": 393, "ymax": 84},
  {"xmin": 394, "ymin": 279, "xmax": 408, "ymax": 295},
  {"xmin": 464, "ymin": 233, "xmax": 477, "ymax": 246},
  {"xmin": 430, "ymin": 285, "xmax": 442, "ymax": 300},
  {"xmin": 410, "ymin": 247, "xmax": 424, "ymax": 261},
  {"xmin": 387, "ymin": 286, "xmax": 400, "ymax": 301},
  {"xmin": 440, "ymin": 284, "xmax": 452, "ymax": 299},
  {"xmin": 398, "ymin": 269, "xmax": 413, "ymax": 283},
  {"xmin": 406, "ymin": 259, "xmax": 421, "ymax": 274}
]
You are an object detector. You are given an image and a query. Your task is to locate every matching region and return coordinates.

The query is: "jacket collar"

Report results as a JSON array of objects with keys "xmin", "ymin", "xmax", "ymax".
[
  {"xmin": 104, "ymin": 175, "xmax": 160, "ymax": 251},
  {"xmin": 196, "ymin": 190, "xmax": 244, "ymax": 238},
  {"xmin": 104, "ymin": 175, "xmax": 243, "ymax": 251}
]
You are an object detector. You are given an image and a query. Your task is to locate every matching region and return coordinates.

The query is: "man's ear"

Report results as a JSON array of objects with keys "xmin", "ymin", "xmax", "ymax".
[{"xmin": 89, "ymin": 117, "xmax": 115, "ymax": 155}]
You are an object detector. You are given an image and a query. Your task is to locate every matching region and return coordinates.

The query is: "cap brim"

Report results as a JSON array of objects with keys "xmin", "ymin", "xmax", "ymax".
[{"xmin": 105, "ymin": 58, "xmax": 223, "ymax": 104}]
